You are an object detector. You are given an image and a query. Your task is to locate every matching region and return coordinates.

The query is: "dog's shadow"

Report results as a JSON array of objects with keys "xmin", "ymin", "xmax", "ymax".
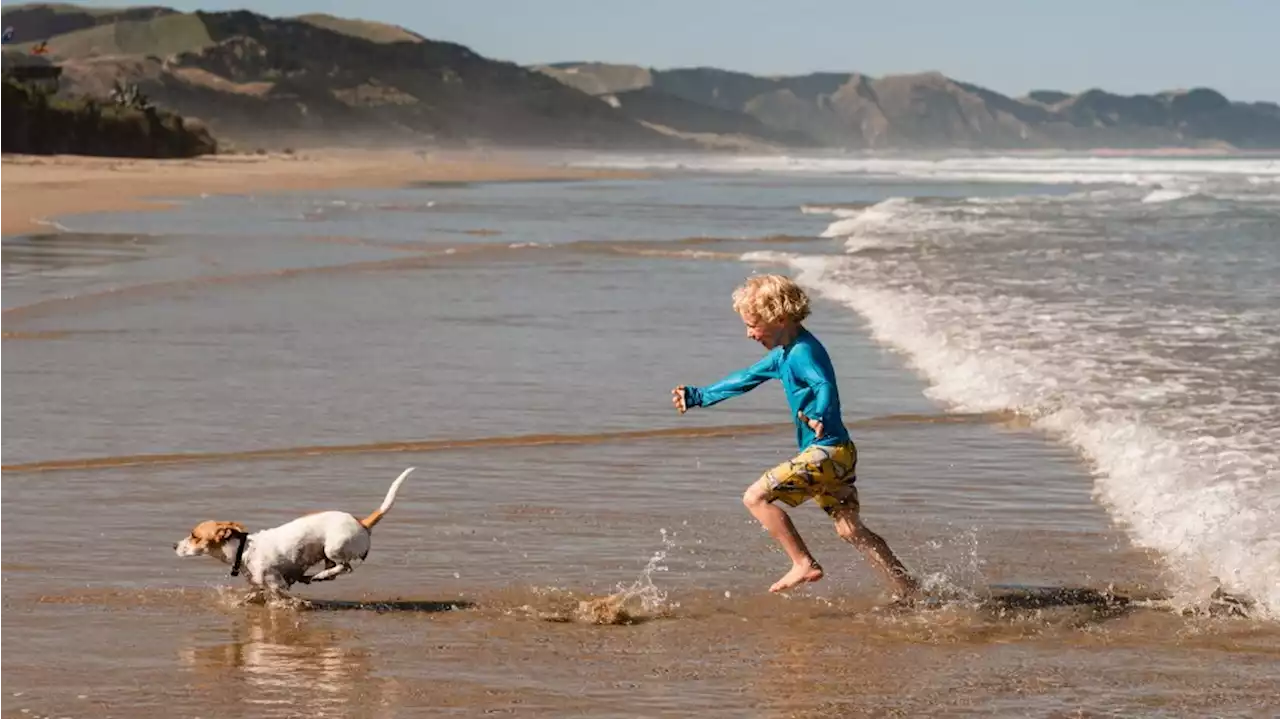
[
  {"xmin": 299, "ymin": 598, "xmax": 475, "ymax": 613},
  {"xmin": 236, "ymin": 591, "xmax": 475, "ymax": 614}
]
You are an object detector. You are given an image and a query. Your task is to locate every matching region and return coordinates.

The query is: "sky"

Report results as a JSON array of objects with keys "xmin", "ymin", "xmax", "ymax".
[{"xmin": 51, "ymin": 0, "xmax": 1280, "ymax": 102}]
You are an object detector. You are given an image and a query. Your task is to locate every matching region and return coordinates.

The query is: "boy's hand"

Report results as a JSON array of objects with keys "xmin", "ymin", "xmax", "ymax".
[
  {"xmin": 672, "ymin": 386, "xmax": 689, "ymax": 414},
  {"xmin": 797, "ymin": 411, "xmax": 823, "ymax": 439}
]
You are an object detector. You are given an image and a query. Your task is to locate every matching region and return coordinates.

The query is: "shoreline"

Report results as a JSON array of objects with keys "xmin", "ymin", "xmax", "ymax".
[{"xmin": 0, "ymin": 149, "xmax": 648, "ymax": 236}]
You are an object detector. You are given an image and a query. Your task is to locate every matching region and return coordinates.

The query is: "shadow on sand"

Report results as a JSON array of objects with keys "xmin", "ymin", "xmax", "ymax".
[
  {"xmin": 981, "ymin": 583, "xmax": 1253, "ymax": 618},
  {"xmin": 298, "ymin": 598, "xmax": 476, "ymax": 613},
  {"xmin": 985, "ymin": 584, "xmax": 1137, "ymax": 611}
]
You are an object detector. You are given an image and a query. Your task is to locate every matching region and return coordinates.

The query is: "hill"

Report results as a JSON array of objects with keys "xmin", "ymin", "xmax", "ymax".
[
  {"xmin": 2, "ymin": 4, "xmax": 684, "ymax": 150},
  {"xmin": 1, "ymin": 3, "xmax": 177, "ymax": 44},
  {"xmin": 292, "ymin": 13, "xmax": 425, "ymax": 44},
  {"xmin": 535, "ymin": 64, "xmax": 1280, "ymax": 150},
  {"xmin": 606, "ymin": 86, "xmax": 820, "ymax": 151}
]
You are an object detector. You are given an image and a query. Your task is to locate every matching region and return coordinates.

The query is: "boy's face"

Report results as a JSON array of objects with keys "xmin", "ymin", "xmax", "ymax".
[{"xmin": 741, "ymin": 312, "xmax": 789, "ymax": 349}]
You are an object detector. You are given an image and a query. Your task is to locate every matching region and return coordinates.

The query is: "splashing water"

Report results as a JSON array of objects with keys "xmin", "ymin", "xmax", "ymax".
[
  {"xmin": 915, "ymin": 525, "xmax": 989, "ymax": 604},
  {"xmin": 574, "ymin": 528, "xmax": 676, "ymax": 625}
]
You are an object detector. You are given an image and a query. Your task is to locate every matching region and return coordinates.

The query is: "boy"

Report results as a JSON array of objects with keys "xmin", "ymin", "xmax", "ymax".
[{"xmin": 672, "ymin": 274, "xmax": 918, "ymax": 598}]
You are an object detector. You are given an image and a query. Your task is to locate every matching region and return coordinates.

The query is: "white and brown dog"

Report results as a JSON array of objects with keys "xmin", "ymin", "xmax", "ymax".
[{"xmin": 174, "ymin": 467, "xmax": 414, "ymax": 593}]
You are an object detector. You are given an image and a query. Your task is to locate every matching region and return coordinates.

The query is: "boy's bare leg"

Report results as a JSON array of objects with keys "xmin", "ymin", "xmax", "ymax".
[
  {"xmin": 831, "ymin": 507, "xmax": 919, "ymax": 599},
  {"xmin": 743, "ymin": 479, "xmax": 825, "ymax": 592}
]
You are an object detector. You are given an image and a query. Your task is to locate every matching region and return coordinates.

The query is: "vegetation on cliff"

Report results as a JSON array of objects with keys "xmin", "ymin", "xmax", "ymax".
[{"xmin": 2, "ymin": 76, "xmax": 218, "ymax": 157}]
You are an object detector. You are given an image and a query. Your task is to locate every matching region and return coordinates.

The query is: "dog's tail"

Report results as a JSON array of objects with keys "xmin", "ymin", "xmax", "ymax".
[{"xmin": 360, "ymin": 467, "xmax": 415, "ymax": 530}]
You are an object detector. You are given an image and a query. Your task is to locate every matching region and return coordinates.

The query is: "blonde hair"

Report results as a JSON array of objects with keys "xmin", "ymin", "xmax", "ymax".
[{"xmin": 732, "ymin": 274, "xmax": 811, "ymax": 325}]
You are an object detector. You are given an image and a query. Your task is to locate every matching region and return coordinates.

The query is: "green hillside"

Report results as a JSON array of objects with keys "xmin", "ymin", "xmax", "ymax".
[
  {"xmin": 10, "ymin": 13, "xmax": 214, "ymax": 57},
  {"xmin": 294, "ymin": 13, "xmax": 425, "ymax": 44}
]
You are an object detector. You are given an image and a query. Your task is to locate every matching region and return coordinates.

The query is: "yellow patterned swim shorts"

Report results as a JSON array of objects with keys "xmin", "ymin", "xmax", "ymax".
[{"xmin": 763, "ymin": 441, "xmax": 859, "ymax": 516}]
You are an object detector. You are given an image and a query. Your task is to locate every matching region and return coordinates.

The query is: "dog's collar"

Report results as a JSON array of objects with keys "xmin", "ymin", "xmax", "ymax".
[{"xmin": 229, "ymin": 533, "xmax": 250, "ymax": 577}]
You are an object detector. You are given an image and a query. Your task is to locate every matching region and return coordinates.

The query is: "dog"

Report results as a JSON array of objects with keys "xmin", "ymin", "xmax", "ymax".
[{"xmin": 175, "ymin": 467, "xmax": 414, "ymax": 593}]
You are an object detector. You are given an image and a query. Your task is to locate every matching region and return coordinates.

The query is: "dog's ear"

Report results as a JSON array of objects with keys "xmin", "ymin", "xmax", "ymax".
[{"xmin": 213, "ymin": 522, "xmax": 247, "ymax": 542}]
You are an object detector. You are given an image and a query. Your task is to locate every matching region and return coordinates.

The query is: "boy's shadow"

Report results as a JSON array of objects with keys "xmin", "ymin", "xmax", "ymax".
[{"xmin": 981, "ymin": 583, "xmax": 1253, "ymax": 618}]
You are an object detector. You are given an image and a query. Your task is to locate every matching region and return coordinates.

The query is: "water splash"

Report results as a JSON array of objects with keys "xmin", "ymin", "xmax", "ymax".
[
  {"xmin": 574, "ymin": 528, "xmax": 676, "ymax": 625},
  {"xmin": 913, "ymin": 525, "xmax": 988, "ymax": 605}
]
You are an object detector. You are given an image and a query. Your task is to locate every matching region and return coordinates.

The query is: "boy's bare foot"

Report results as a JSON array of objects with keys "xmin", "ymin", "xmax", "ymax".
[{"xmin": 769, "ymin": 561, "xmax": 824, "ymax": 592}]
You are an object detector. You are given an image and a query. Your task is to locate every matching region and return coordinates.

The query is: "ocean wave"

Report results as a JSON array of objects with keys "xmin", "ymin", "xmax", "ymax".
[
  {"xmin": 814, "ymin": 196, "xmax": 1047, "ymax": 252},
  {"xmin": 800, "ymin": 203, "xmax": 874, "ymax": 215},
  {"xmin": 1141, "ymin": 188, "xmax": 1200, "ymax": 204},
  {"xmin": 742, "ymin": 251, "xmax": 1280, "ymax": 619},
  {"xmin": 575, "ymin": 153, "xmax": 1280, "ymax": 188}
]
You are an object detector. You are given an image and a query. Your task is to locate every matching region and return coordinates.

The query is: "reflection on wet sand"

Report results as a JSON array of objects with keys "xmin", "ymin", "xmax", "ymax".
[
  {"xmin": 178, "ymin": 608, "xmax": 380, "ymax": 718},
  {"xmin": 751, "ymin": 615, "xmax": 854, "ymax": 718},
  {"xmin": 3, "ymin": 579, "xmax": 1275, "ymax": 718},
  {"xmin": 741, "ymin": 582, "xmax": 1264, "ymax": 716}
]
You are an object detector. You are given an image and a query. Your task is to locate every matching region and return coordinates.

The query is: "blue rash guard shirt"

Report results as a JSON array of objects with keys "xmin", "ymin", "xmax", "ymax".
[{"xmin": 684, "ymin": 328, "xmax": 850, "ymax": 451}]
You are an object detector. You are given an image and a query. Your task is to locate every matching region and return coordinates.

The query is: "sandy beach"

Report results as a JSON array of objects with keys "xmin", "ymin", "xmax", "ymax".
[{"xmin": 1, "ymin": 149, "xmax": 645, "ymax": 236}]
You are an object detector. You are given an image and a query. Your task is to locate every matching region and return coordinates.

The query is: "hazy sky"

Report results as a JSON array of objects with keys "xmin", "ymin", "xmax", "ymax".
[{"xmin": 57, "ymin": 0, "xmax": 1280, "ymax": 102}]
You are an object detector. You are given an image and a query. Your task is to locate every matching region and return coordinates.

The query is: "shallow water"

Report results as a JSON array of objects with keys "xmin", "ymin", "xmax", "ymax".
[{"xmin": 4, "ymin": 154, "xmax": 1278, "ymax": 717}]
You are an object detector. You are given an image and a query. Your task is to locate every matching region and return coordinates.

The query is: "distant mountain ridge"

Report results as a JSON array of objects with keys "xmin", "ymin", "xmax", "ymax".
[
  {"xmin": 535, "ymin": 62, "xmax": 1280, "ymax": 150},
  {"xmin": 4, "ymin": 3, "xmax": 1278, "ymax": 150}
]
